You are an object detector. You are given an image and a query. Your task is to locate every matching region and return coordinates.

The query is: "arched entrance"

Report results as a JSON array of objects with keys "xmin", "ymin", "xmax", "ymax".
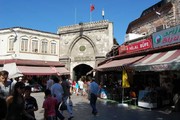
[{"xmin": 73, "ymin": 64, "xmax": 93, "ymax": 81}]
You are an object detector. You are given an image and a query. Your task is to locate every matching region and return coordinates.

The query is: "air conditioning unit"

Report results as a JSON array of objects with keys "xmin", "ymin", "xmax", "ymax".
[{"xmin": 125, "ymin": 33, "xmax": 145, "ymax": 42}]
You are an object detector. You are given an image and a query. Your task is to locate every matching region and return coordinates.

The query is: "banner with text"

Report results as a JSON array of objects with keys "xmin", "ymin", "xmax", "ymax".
[
  {"xmin": 126, "ymin": 38, "xmax": 152, "ymax": 53},
  {"xmin": 152, "ymin": 24, "xmax": 180, "ymax": 48}
]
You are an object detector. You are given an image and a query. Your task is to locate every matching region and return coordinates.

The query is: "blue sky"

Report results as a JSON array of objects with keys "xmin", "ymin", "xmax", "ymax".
[{"xmin": 0, "ymin": 0, "xmax": 161, "ymax": 44}]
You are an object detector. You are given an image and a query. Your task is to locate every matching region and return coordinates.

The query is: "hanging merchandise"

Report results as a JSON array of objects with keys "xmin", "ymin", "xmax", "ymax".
[{"xmin": 122, "ymin": 70, "xmax": 130, "ymax": 88}]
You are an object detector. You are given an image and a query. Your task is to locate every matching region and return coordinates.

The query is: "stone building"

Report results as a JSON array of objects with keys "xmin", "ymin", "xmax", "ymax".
[
  {"xmin": 126, "ymin": 0, "xmax": 180, "ymax": 37},
  {"xmin": 0, "ymin": 27, "xmax": 68, "ymax": 77},
  {"xmin": 0, "ymin": 20, "xmax": 114, "ymax": 80},
  {"xmin": 0, "ymin": 27, "xmax": 60, "ymax": 62},
  {"xmin": 58, "ymin": 20, "xmax": 114, "ymax": 80}
]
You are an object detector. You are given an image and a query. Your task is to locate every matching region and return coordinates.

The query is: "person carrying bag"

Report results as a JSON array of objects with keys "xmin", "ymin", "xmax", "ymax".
[{"xmin": 59, "ymin": 100, "xmax": 67, "ymax": 111}]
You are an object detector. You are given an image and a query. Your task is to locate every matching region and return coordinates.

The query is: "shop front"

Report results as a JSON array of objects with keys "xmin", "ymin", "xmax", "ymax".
[
  {"xmin": 2, "ymin": 60, "xmax": 70, "ymax": 91},
  {"xmin": 131, "ymin": 49, "xmax": 180, "ymax": 108},
  {"xmin": 97, "ymin": 56, "xmax": 144, "ymax": 101}
]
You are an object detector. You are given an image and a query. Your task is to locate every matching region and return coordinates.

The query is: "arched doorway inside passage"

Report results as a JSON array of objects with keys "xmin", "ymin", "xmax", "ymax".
[{"xmin": 73, "ymin": 64, "xmax": 93, "ymax": 81}]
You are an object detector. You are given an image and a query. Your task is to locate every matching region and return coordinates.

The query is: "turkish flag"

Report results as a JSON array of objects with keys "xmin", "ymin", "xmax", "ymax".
[{"xmin": 90, "ymin": 4, "xmax": 95, "ymax": 12}]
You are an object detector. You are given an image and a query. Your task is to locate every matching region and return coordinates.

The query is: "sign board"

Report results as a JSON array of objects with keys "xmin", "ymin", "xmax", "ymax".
[
  {"xmin": 126, "ymin": 38, "xmax": 152, "ymax": 53},
  {"xmin": 152, "ymin": 24, "xmax": 180, "ymax": 48}
]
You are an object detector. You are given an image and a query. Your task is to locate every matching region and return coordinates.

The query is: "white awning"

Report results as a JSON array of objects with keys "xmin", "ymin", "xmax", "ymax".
[{"xmin": 3, "ymin": 62, "xmax": 23, "ymax": 78}]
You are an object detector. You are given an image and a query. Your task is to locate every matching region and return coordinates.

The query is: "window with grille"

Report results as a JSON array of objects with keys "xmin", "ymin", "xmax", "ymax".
[
  {"xmin": 41, "ymin": 40, "xmax": 48, "ymax": 53},
  {"xmin": 8, "ymin": 37, "xmax": 14, "ymax": 51},
  {"xmin": 21, "ymin": 37, "xmax": 28, "ymax": 52},
  {"xmin": 51, "ymin": 41, "xmax": 56, "ymax": 54},
  {"xmin": 32, "ymin": 40, "xmax": 38, "ymax": 53},
  {"xmin": 156, "ymin": 25, "xmax": 164, "ymax": 32}
]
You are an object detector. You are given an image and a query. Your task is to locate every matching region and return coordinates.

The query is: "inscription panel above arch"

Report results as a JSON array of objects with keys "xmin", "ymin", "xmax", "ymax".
[{"xmin": 70, "ymin": 38, "xmax": 95, "ymax": 62}]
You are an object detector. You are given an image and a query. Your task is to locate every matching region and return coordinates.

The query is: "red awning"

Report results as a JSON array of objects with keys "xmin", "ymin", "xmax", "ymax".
[
  {"xmin": 17, "ymin": 66, "xmax": 57, "ymax": 75},
  {"xmin": 132, "ymin": 49, "xmax": 180, "ymax": 71},
  {"xmin": 56, "ymin": 67, "xmax": 70, "ymax": 75},
  {"xmin": 17, "ymin": 66, "xmax": 69, "ymax": 75},
  {"xmin": 97, "ymin": 56, "xmax": 144, "ymax": 71}
]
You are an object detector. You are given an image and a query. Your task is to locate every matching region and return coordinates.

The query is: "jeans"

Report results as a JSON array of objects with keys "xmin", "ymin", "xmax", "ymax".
[
  {"xmin": 56, "ymin": 102, "xmax": 65, "ymax": 120},
  {"xmin": 90, "ymin": 93, "xmax": 97, "ymax": 113},
  {"xmin": 47, "ymin": 116, "xmax": 56, "ymax": 120},
  {"xmin": 63, "ymin": 96, "xmax": 73, "ymax": 117}
]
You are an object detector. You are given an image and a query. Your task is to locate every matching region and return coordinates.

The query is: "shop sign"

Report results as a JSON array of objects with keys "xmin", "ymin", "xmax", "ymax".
[
  {"xmin": 152, "ymin": 24, "xmax": 180, "ymax": 48},
  {"xmin": 150, "ymin": 64, "xmax": 170, "ymax": 71},
  {"xmin": 126, "ymin": 38, "xmax": 152, "ymax": 53},
  {"xmin": 118, "ymin": 45, "xmax": 127, "ymax": 54}
]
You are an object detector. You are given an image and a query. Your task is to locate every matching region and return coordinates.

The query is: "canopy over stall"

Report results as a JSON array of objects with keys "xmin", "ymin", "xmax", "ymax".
[
  {"xmin": 131, "ymin": 49, "xmax": 180, "ymax": 71},
  {"xmin": 97, "ymin": 56, "xmax": 144, "ymax": 71},
  {"xmin": 3, "ymin": 62, "xmax": 70, "ymax": 77}
]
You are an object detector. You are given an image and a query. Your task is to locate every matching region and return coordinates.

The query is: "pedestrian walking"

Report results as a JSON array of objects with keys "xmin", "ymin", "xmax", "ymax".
[
  {"xmin": 46, "ymin": 76, "xmax": 54, "ymax": 90},
  {"xmin": 51, "ymin": 75, "xmax": 65, "ymax": 120},
  {"xmin": 24, "ymin": 86, "xmax": 38, "ymax": 119},
  {"xmin": 61, "ymin": 76, "xmax": 74, "ymax": 120},
  {"xmin": 78, "ymin": 78, "xmax": 84, "ymax": 96},
  {"xmin": 75, "ymin": 81, "xmax": 79, "ymax": 95},
  {"xmin": 71, "ymin": 80, "xmax": 76, "ymax": 94},
  {"xmin": 6, "ymin": 82, "xmax": 35, "ymax": 120},
  {"xmin": 43, "ymin": 89, "xmax": 58, "ymax": 120},
  {"xmin": 0, "ymin": 70, "xmax": 12, "ymax": 99},
  {"xmin": 68, "ymin": 96, "xmax": 73, "ymax": 113},
  {"xmin": 88, "ymin": 76, "xmax": 100, "ymax": 116}
]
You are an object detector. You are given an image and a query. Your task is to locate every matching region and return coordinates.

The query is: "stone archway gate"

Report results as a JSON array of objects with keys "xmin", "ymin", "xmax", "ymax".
[{"xmin": 57, "ymin": 20, "xmax": 114, "ymax": 79}]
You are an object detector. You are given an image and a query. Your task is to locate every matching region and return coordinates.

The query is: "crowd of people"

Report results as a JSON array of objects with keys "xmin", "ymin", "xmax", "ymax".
[
  {"xmin": 0, "ymin": 70, "xmax": 101, "ymax": 120},
  {"xmin": 0, "ymin": 70, "xmax": 38, "ymax": 120}
]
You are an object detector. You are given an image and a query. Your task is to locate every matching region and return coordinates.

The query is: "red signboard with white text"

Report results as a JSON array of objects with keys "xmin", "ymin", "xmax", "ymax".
[{"xmin": 126, "ymin": 38, "xmax": 152, "ymax": 53}]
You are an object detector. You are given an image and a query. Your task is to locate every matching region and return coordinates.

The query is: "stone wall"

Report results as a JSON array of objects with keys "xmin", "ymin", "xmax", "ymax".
[{"xmin": 57, "ymin": 20, "xmax": 114, "ymax": 77}]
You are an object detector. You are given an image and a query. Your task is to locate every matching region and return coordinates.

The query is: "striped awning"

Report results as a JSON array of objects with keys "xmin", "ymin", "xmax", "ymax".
[
  {"xmin": 97, "ymin": 56, "xmax": 144, "ymax": 71},
  {"xmin": 132, "ymin": 49, "xmax": 180, "ymax": 71},
  {"xmin": 17, "ymin": 66, "xmax": 69, "ymax": 75}
]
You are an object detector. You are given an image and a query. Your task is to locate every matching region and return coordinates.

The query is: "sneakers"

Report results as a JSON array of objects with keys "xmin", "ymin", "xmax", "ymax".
[
  {"xmin": 92, "ymin": 111, "xmax": 97, "ymax": 116},
  {"xmin": 68, "ymin": 116, "xmax": 74, "ymax": 120}
]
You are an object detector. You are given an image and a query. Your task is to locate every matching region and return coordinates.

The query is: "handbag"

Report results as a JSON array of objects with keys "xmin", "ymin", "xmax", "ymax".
[{"xmin": 59, "ymin": 101, "xmax": 67, "ymax": 111}]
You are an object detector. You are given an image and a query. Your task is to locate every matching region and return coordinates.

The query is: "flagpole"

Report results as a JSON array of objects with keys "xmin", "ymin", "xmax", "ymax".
[
  {"xmin": 90, "ymin": 4, "xmax": 92, "ymax": 22},
  {"xmin": 102, "ymin": 8, "xmax": 105, "ymax": 20},
  {"xmin": 90, "ymin": 11, "xmax": 92, "ymax": 22},
  {"xmin": 75, "ymin": 8, "xmax": 77, "ymax": 24}
]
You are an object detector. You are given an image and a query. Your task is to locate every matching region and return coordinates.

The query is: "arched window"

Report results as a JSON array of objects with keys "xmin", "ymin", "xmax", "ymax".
[
  {"xmin": 8, "ymin": 36, "xmax": 15, "ymax": 51},
  {"xmin": 21, "ymin": 37, "xmax": 28, "ymax": 52},
  {"xmin": 32, "ymin": 38, "xmax": 39, "ymax": 53},
  {"xmin": 41, "ymin": 40, "xmax": 48, "ymax": 53},
  {"xmin": 51, "ymin": 41, "xmax": 56, "ymax": 54}
]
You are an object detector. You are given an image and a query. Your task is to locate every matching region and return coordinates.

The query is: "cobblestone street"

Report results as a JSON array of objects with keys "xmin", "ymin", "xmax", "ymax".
[{"xmin": 32, "ymin": 92, "xmax": 180, "ymax": 120}]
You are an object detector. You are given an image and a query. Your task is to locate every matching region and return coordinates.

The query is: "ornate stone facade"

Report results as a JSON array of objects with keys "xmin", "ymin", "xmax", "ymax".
[
  {"xmin": 57, "ymin": 20, "xmax": 114, "ymax": 79},
  {"xmin": 126, "ymin": 0, "xmax": 180, "ymax": 36}
]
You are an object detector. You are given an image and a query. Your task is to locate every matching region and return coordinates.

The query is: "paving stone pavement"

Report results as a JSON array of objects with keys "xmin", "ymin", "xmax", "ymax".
[{"xmin": 32, "ymin": 92, "xmax": 180, "ymax": 120}]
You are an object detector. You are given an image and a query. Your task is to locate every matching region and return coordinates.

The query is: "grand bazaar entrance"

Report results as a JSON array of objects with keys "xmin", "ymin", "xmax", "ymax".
[{"xmin": 73, "ymin": 64, "xmax": 93, "ymax": 81}]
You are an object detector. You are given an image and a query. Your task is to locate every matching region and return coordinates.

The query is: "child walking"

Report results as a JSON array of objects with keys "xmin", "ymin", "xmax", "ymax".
[
  {"xmin": 24, "ymin": 86, "xmax": 38, "ymax": 119},
  {"xmin": 43, "ymin": 89, "xmax": 58, "ymax": 120}
]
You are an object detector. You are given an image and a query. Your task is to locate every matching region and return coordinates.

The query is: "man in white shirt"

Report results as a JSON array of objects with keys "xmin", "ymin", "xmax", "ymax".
[
  {"xmin": 78, "ymin": 78, "xmax": 84, "ymax": 95},
  {"xmin": 0, "ymin": 70, "xmax": 12, "ymax": 99}
]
